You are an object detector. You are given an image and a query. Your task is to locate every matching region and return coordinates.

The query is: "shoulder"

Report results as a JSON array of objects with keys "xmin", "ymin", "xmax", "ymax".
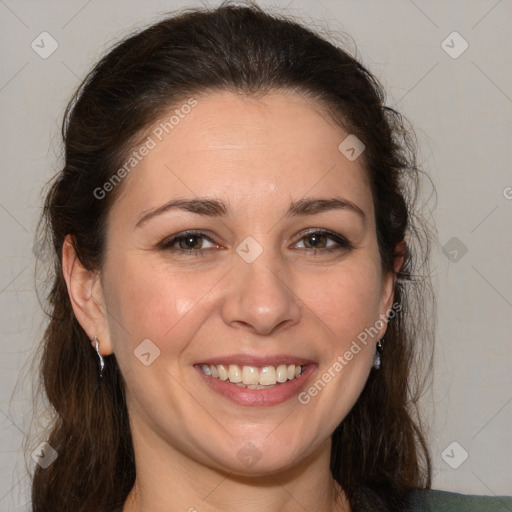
[{"xmin": 405, "ymin": 488, "xmax": 512, "ymax": 512}]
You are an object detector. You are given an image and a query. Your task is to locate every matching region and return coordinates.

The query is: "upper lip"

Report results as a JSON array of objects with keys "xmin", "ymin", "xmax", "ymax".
[{"xmin": 197, "ymin": 354, "xmax": 315, "ymax": 367}]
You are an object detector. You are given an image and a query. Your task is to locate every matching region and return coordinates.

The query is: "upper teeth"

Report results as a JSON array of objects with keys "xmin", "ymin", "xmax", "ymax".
[{"xmin": 200, "ymin": 364, "xmax": 304, "ymax": 386}]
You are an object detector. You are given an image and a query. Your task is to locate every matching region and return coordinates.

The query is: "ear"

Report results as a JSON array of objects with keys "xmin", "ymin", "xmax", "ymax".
[
  {"xmin": 378, "ymin": 240, "xmax": 405, "ymax": 337},
  {"xmin": 61, "ymin": 234, "xmax": 113, "ymax": 356},
  {"xmin": 393, "ymin": 240, "xmax": 405, "ymax": 275}
]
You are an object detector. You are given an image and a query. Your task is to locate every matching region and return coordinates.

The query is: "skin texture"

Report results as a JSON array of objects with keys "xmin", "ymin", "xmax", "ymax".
[{"xmin": 62, "ymin": 90, "xmax": 396, "ymax": 512}]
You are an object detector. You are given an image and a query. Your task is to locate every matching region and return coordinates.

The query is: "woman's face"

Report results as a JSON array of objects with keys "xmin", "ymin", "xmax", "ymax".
[{"xmin": 97, "ymin": 90, "xmax": 395, "ymax": 474}]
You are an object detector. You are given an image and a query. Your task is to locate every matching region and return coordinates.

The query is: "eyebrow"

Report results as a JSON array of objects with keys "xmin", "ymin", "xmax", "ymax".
[{"xmin": 135, "ymin": 196, "xmax": 366, "ymax": 229}]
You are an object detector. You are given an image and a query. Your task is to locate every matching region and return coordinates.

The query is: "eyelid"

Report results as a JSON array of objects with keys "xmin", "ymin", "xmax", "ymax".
[
  {"xmin": 159, "ymin": 228, "xmax": 351, "ymax": 254},
  {"xmin": 158, "ymin": 229, "xmax": 221, "ymax": 251},
  {"xmin": 291, "ymin": 228, "xmax": 351, "ymax": 249}
]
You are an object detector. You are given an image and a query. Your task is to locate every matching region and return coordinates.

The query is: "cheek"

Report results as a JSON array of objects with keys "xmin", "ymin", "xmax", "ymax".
[
  {"xmin": 291, "ymin": 260, "xmax": 383, "ymax": 431},
  {"xmin": 300, "ymin": 257, "xmax": 384, "ymax": 341},
  {"xmin": 103, "ymin": 255, "xmax": 221, "ymax": 358}
]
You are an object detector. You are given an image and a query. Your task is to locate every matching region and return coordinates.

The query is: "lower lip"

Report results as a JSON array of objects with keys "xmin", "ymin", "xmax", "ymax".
[{"xmin": 194, "ymin": 365, "xmax": 317, "ymax": 407}]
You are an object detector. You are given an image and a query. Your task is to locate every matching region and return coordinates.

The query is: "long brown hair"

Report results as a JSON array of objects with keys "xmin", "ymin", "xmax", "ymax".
[{"xmin": 32, "ymin": 2, "xmax": 434, "ymax": 510}]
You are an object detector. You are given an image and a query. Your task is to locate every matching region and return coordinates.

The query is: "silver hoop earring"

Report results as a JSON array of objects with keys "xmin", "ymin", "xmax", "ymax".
[
  {"xmin": 90, "ymin": 336, "xmax": 105, "ymax": 379},
  {"xmin": 373, "ymin": 339, "xmax": 384, "ymax": 370}
]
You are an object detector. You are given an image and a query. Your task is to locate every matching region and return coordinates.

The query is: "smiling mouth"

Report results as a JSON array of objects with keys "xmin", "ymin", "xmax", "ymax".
[{"xmin": 198, "ymin": 363, "xmax": 306, "ymax": 389}]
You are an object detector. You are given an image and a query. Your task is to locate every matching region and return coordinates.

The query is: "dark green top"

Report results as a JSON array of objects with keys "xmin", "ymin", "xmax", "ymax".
[
  {"xmin": 407, "ymin": 489, "xmax": 512, "ymax": 511},
  {"xmin": 349, "ymin": 485, "xmax": 512, "ymax": 511}
]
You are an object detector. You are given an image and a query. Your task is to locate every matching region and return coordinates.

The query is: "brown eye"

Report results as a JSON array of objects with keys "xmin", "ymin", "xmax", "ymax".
[
  {"xmin": 177, "ymin": 234, "xmax": 204, "ymax": 250},
  {"xmin": 159, "ymin": 231, "xmax": 219, "ymax": 255},
  {"xmin": 303, "ymin": 233, "xmax": 329, "ymax": 249},
  {"xmin": 294, "ymin": 230, "xmax": 351, "ymax": 253}
]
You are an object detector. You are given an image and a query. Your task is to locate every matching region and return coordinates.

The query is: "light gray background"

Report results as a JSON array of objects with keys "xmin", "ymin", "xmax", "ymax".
[{"xmin": 1, "ymin": 0, "xmax": 511, "ymax": 509}]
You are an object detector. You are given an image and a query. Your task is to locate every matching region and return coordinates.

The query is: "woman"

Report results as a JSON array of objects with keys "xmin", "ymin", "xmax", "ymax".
[{"xmin": 32, "ymin": 2, "xmax": 512, "ymax": 511}]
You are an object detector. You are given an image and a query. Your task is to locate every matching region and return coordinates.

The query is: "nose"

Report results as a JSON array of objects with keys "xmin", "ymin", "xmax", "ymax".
[{"xmin": 220, "ymin": 248, "xmax": 302, "ymax": 336}]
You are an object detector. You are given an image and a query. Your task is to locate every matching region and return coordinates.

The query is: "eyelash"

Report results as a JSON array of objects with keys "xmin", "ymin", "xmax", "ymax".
[{"xmin": 158, "ymin": 229, "xmax": 351, "ymax": 257}]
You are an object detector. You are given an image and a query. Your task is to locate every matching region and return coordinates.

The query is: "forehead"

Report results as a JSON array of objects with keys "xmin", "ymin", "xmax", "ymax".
[{"xmin": 109, "ymin": 90, "xmax": 373, "ymax": 223}]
